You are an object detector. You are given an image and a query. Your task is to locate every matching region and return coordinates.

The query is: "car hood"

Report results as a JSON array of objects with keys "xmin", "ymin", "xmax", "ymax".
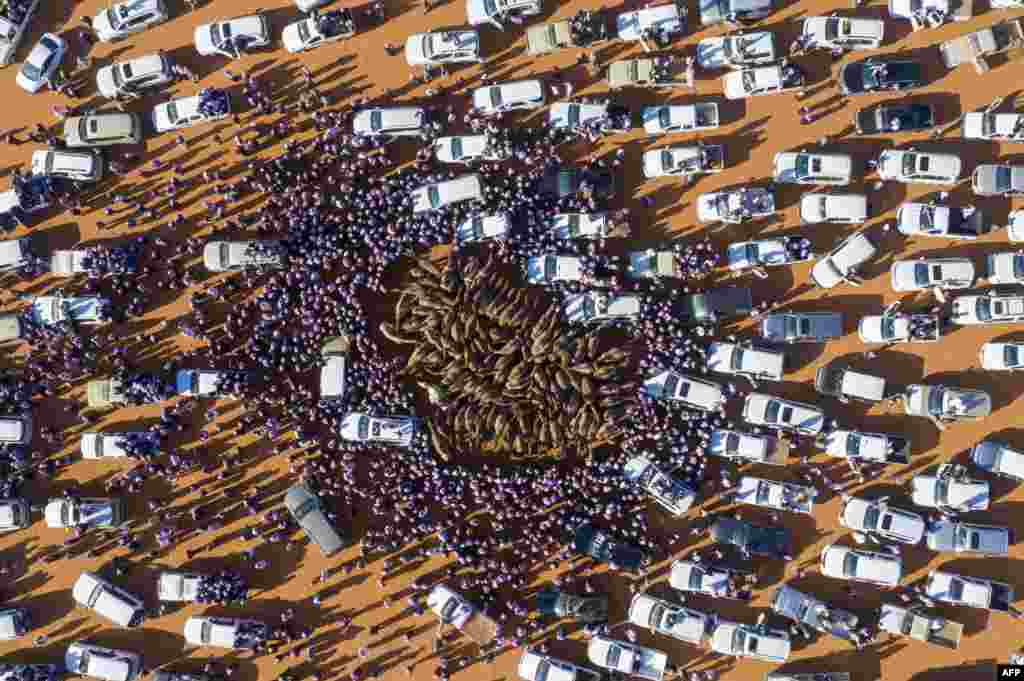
[{"xmin": 281, "ymin": 22, "xmax": 305, "ymax": 52}]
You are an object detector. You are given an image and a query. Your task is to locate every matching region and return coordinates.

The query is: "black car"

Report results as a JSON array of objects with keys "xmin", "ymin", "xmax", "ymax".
[
  {"xmin": 839, "ymin": 58, "xmax": 923, "ymax": 95},
  {"xmin": 535, "ymin": 587, "xmax": 609, "ymax": 622},
  {"xmin": 540, "ymin": 167, "xmax": 615, "ymax": 200},
  {"xmin": 674, "ymin": 286, "xmax": 753, "ymax": 324},
  {"xmin": 572, "ymin": 522, "xmax": 645, "ymax": 571},
  {"xmin": 855, "ymin": 101, "xmax": 935, "ymax": 135},
  {"xmin": 711, "ymin": 516, "xmax": 792, "ymax": 559}
]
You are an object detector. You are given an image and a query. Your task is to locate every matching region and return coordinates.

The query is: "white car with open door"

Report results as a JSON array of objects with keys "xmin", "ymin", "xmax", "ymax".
[
  {"xmin": 628, "ymin": 594, "xmax": 710, "ymax": 646},
  {"xmin": 194, "ymin": 16, "xmax": 271, "ymax": 58},
  {"xmin": 340, "ymin": 413, "xmax": 417, "ymax": 447}
]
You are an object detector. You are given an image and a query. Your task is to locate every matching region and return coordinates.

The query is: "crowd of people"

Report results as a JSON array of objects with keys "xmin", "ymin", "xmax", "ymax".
[
  {"xmin": 3, "ymin": 1, "xmax": 1012, "ymax": 678},
  {"xmin": 196, "ymin": 570, "xmax": 250, "ymax": 605}
]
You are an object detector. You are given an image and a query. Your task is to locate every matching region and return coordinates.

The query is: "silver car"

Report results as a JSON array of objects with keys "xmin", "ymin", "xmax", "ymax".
[
  {"xmin": 284, "ymin": 483, "xmax": 345, "ymax": 556},
  {"xmin": 890, "ymin": 258, "xmax": 975, "ymax": 292},
  {"xmin": 926, "ymin": 520, "xmax": 1010, "ymax": 555}
]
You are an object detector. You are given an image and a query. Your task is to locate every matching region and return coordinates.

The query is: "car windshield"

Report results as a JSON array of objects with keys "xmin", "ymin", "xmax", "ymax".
[
  {"xmin": 919, "ymin": 205, "xmax": 933, "ymax": 229},
  {"xmin": 861, "ymin": 63, "xmax": 878, "ymax": 89},
  {"xmin": 784, "ymin": 316, "xmax": 797, "ymax": 338},
  {"xmin": 294, "ymin": 498, "xmax": 317, "ymax": 519},
  {"xmin": 297, "ymin": 20, "xmax": 309, "ymax": 42},
  {"xmin": 949, "ymin": 579, "xmax": 963, "ymax": 601},
  {"xmin": 544, "ymin": 257, "xmax": 556, "ymax": 280},
  {"xmin": 688, "ymin": 567, "xmax": 703, "ymax": 589},
  {"xmin": 357, "ymin": 415, "xmax": 370, "ymax": 439},
  {"xmin": 764, "ymin": 400, "xmax": 781, "ymax": 423},
  {"xmin": 861, "ymin": 504, "xmax": 880, "ymax": 530},
  {"xmin": 996, "ymin": 166, "xmax": 1012, "ymax": 192},
  {"xmin": 166, "ymin": 102, "xmax": 179, "ymax": 123},
  {"xmin": 799, "ymin": 156, "xmax": 821, "ymax": 179},
  {"xmin": 928, "ymin": 388, "xmax": 945, "ymax": 416},
  {"xmin": 606, "ymin": 645, "xmax": 621, "ymax": 668},
  {"xmin": 1014, "ymin": 255, "xmax": 1024, "ymax": 278},
  {"xmin": 534, "ymin": 662, "xmax": 550, "ymax": 681},
  {"xmin": 935, "ymin": 479, "xmax": 950, "ymax": 505},
  {"xmin": 847, "ymin": 433, "xmax": 862, "ymax": 457},
  {"xmin": 450, "ymin": 137, "xmax": 463, "ymax": 159},
  {"xmin": 725, "ymin": 432, "xmax": 740, "ymax": 453},
  {"xmin": 913, "ymin": 263, "xmax": 930, "ymax": 287},
  {"xmin": 370, "ymin": 110, "xmax": 382, "ymax": 131},
  {"xmin": 976, "ymin": 297, "xmax": 992, "ymax": 322},
  {"xmin": 568, "ymin": 105, "xmax": 580, "ymax": 127},
  {"xmin": 881, "ymin": 317, "xmax": 896, "ymax": 340},
  {"xmin": 842, "ymin": 551, "xmax": 859, "ymax": 576},
  {"xmin": 732, "ymin": 629, "xmax": 747, "ymax": 653},
  {"xmin": 902, "ymin": 153, "xmax": 919, "ymax": 177},
  {"xmin": 755, "ymin": 482, "xmax": 772, "ymax": 505},
  {"xmin": 659, "ymin": 107, "xmax": 672, "ymax": 129},
  {"xmin": 427, "ymin": 186, "xmax": 441, "ymax": 208},
  {"xmin": 824, "ymin": 17, "xmax": 840, "ymax": 39},
  {"xmin": 106, "ymin": 7, "xmax": 123, "ymax": 30},
  {"xmin": 661, "ymin": 149, "xmax": 674, "ymax": 172},
  {"xmin": 490, "ymin": 87, "xmax": 503, "ymax": 108},
  {"xmin": 483, "ymin": 0, "xmax": 497, "ymax": 16},
  {"xmin": 1007, "ymin": 345, "xmax": 1020, "ymax": 367},
  {"xmin": 730, "ymin": 348, "xmax": 745, "ymax": 371},
  {"xmin": 21, "ymin": 62, "xmax": 41, "ymax": 80}
]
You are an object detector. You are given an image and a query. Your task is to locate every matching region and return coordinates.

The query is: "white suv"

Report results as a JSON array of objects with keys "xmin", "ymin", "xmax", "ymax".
[
  {"xmin": 472, "ymin": 80, "xmax": 545, "ymax": 115},
  {"xmin": 877, "ymin": 149, "xmax": 962, "ymax": 184},
  {"xmin": 352, "ymin": 107, "xmax": 427, "ymax": 138},
  {"xmin": 93, "ymin": 0, "xmax": 169, "ymax": 42},
  {"xmin": 410, "ymin": 174, "xmax": 484, "ymax": 213},
  {"xmin": 31, "ymin": 150, "xmax": 103, "ymax": 182},
  {"xmin": 96, "ymin": 53, "xmax": 173, "ymax": 99}
]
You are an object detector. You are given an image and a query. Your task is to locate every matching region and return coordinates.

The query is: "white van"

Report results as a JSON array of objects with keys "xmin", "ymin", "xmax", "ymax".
[
  {"xmin": 352, "ymin": 107, "xmax": 426, "ymax": 138},
  {"xmin": 0, "ymin": 415, "xmax": 31, "ymax": 445},
  {"xmin": 410, "ymin": 174, "xmax": 484, "ymax": 213},
  {"xmin": 472, "ymin": 80, "xmax": 546, "ymax": 115},
  {"xmin": 320, "ymin": 337, "xmax": 348, "ymax": 400},
  {"xmin": 65, "ymin": 643, "xmax": 142, "ymax": 681},
  {"xmin": 31, "ymin": 150, "xmax": 103, "ymax": 182},
  {"xmin": 72, "ymin": 572, "xmax": 145, "ymax": 628}
]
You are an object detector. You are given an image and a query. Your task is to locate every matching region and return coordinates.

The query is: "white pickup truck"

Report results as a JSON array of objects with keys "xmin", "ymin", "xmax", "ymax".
[
  {"xmin": 587, "ymin": 636, "xmax": 667, "ymax": 681},
  {"xmin": 158, "ymin": 571, "xmax": 203, "ymax": 603},
  {"xmin": 0, "ymin": 0, "xmax": 39, "ymax": 65},
  {"xmin": 963, "ymin": 112, "xmax": 1024, "ymax": 141}
]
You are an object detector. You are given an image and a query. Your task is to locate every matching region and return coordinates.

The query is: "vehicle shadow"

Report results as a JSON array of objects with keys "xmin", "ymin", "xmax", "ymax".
[{"xmin": 908, "ymin": 660, "xmax": 998, "ymax": 681}]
